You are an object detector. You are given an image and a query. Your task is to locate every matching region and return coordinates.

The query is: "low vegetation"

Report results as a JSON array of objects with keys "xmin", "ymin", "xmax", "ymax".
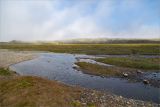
[
  {"xmin": 96, "ymin": 57, "xmax": 160, "ymax": 70},
  {"xmin": 0, "ymin": 76, "xmax": 83, "ymax": 107},
  {"xmin": 75, "ymin": 62, "xmax": 122, "ymax": 77},
  {"xmin": 1, "ymin": 75, "xmax": 158, "ymax": 107},
  {"xmin": 0, "ymin": 68, "xmax": 11, "ymax": 76},
  {"xmin": 0, "ymin": 43, "xmax": 159, "ymax": 55},
  {"xmin": 75, "ymin": 62, "xmax": 147, "ymax": 78},
  {"xmin": 75, "ymin": 62, "xmax": 160, "ymax": 88}
]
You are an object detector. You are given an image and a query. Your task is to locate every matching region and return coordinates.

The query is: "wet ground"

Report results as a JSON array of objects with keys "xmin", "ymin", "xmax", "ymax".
[{"xmin": 9, "ymin": 52, "xmax": 160, "ymax": 103}]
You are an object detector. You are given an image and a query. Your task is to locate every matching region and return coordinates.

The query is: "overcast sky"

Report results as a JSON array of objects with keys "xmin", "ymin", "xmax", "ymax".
[{"xmin": 0, "ymin": 0, "xmax": 160, "ymax": 42}]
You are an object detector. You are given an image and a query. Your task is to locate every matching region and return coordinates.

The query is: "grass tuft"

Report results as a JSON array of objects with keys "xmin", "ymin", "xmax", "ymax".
[{"xmin": 0, "ymin": 68, "xmax": 11, "ymax": 76}]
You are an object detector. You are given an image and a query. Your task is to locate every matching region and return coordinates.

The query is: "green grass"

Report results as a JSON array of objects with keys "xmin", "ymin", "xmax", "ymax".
[
  {"xmin": 96, "ymin": 57, "xmax": 160, "ymax": 70},
  {"xmin": 76, "ymin": 58, "xmax": 160, "ymax": 77},
  {"xmin": 75, "ymin": 62, "xmax": 121, "ymax": 77},
  {"xmin": 0, "ymin": 68, "xmax": 11, "ymax": 76},
  {"xmin": 0, "ymin": 44, "xmax": 159, "ymax": 55}
]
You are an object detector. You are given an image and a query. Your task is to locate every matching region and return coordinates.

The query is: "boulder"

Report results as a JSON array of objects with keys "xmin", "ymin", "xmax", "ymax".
[
  {"xmin": 123, "ymin": 73, "xmax": 128, "ymax": 77},
  {"xmin": 73, "ymin": 64, "xmax": 79, "ymax": 69},
  {"xmin": 143, "ymin": 79, "xmax": 149, "ymax": 84}
]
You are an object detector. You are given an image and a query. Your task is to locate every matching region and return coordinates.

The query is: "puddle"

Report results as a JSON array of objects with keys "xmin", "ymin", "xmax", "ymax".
[{"xmin": 9, "ymin": 53, "xmax": 160, "ymax": 103}]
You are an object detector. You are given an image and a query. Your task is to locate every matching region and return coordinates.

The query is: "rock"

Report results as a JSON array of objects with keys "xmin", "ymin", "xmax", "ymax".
[
  {"xmin": 73, "ymin": 64, "xmax": 79, "ymax": 69},
  {"xmin": 101, "ymin": 76, "xmax": 105, "ymax": 78},
  {"xmin": 126, "ymin": 101, "xmax": 130, "ymax": 104},
  {"xmin": 143, "ymin": 79, "xmax": 149, "ymax": 84},
  {"xmin": 137, "ymin": 70, "xmax": 143, "ymax": 74},
  {"xmin": 123, "ymin": 73, "xmax": 128, "ymax": 77},
  {"xmin": 82, "ymin": 103, "xmax": 86, "ymax": 105},
  {"xmin": 91, "ymin": 93, "xmax": 95, "ymax": 96},
  {"xmin": 119, "ymin": 96, "xmax": 122, "ymax": 99}
]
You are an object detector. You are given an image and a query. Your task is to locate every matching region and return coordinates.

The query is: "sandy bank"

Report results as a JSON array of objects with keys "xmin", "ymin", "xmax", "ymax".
[{"xmin": 0, "ymin": 49, "xmax": 37, "ymax": 68}]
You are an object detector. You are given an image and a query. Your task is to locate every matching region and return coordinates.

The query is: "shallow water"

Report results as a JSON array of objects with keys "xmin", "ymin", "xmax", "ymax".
[
  {"xmin": 144, "ymin": 72, "xmax": 160, "ymax": 80},
  {"xmin": 10, "ymin": 53, "xmax": 160, "ymax": 103}
]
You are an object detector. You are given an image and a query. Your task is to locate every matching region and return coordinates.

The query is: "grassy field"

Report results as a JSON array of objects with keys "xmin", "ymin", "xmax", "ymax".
[
  {"xmin": 96, "ymin": 57, "xmax": 160, "ymax": 70},
  {"xmin": 0, "ymin": 43, "xmax": 159, "ymax": 55}
]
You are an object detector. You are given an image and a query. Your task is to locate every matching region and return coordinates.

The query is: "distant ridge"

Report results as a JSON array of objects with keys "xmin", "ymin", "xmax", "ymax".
[
  {"xmin": 55, "ymin": 38, "xmax": 160, "ymax": 44},
  {"xmin": 0, "ymin": 38, "xmax": 160, "ymax": 44}
]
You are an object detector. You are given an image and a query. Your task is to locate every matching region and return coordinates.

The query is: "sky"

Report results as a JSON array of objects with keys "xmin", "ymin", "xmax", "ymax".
[{"xmin": 0, "ymin": 0, "xmax": 160, "ymax": 42}]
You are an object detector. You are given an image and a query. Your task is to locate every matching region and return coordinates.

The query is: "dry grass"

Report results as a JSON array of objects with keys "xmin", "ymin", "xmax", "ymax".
[{"xmin": 0, "ymin": 76, "xmax": 82, "ymax": 107}]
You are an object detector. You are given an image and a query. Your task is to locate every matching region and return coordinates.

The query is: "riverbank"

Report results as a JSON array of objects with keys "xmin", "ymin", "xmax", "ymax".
[
  {"xmin": 0, "ymin": 49, "xmax": 37, "ymax": 68},
  {"xmin": 0, "ymin": 50, "xmax": 159, "ymax": 106},
  {"xmin": 75, "ymin": 61, "xmax": 160, "ymax": 88},
  {"xmin": 1, "ymin": 75, "xmax": 158, "ymax": 107}
]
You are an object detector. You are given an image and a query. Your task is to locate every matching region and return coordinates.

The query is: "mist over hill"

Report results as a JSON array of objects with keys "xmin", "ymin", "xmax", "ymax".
[
  {"xmin": 56, "ymin": 38, "xmax": 160, "ymax": 44},
  {"xmin": 0, "ymin": 38, "xmax": 160, "ymax": 45}
]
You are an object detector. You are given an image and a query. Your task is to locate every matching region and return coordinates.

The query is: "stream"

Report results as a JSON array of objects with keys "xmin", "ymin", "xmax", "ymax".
[{"xmin": 9, "ymin": 52, "xmax": 160, "ymax": 103}]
